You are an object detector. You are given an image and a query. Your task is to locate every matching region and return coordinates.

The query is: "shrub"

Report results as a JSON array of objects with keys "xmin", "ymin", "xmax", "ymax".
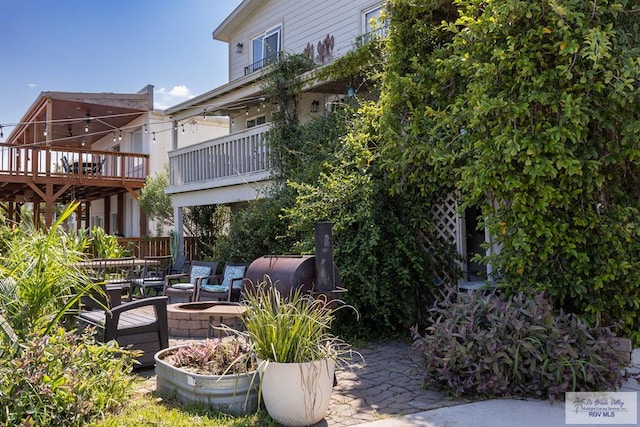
[
  {"xmin": 412, "ymin": 291, "xmax": 624, "ymax": 400},
  {"xmin": 0, "ymin": 328, "xmax": 137, "ymax": 427},
  {"xmin": 162, "ymin": 337, "xmax": 257, "ymax": 375},
  {"xmin": 0, "ymin": 203, "xmax": 98, "ymax": 339}
]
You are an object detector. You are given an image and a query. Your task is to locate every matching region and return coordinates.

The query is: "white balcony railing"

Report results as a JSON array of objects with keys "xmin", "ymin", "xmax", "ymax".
[{"xmin": 168, "ymin": 124, "xmax": 271, "ymax": 189}]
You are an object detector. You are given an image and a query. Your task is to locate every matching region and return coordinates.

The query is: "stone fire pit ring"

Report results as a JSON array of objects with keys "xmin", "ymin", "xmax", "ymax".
[{"xmin": 166, "ymin": 301, "xmax": 247, "ymax": 338}]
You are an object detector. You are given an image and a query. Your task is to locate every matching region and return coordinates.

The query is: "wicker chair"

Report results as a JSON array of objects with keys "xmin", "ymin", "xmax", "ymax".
[{"xmin": 163, "ymin": 260, "xmax": 218, "ymax": 303}]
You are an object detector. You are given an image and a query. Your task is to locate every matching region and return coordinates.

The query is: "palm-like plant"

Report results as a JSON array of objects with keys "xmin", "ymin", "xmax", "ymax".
[{"xmin": 0, "ymin": 202, "xmax": 97, "ymax": 341}]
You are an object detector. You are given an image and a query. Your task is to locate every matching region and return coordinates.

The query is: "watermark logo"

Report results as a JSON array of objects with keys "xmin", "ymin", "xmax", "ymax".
[{"xmin": 566, "ymin": 392, "xmax": 637, "ymax": 425}]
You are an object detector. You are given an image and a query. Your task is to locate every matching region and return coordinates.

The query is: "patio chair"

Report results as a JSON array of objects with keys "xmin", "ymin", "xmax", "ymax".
[
  {"xmin": 98, "ymin": 257, "xmax": 136, "ymax": 302},
  {"xmin": 76, "ymin": 296, "xmax": 169, "ymax": 368},
  {"xmin": 92, "ymin": 156, "xmax": 106, "ymax": 173},
  {"xmin": 196, "ymin": 263, "xmax": 247, "ymax": 302},
  {"xmin": 163, "ymin": 260, "xmax": 218, "ymax": 303},
  {"xmin": 130, "ymin": 255, "xmax": 173, "ymax": 298},
  {"xmin": 170, "ymin": 251, "xmax": 189, "ymax": 274},
  {"xmin": 61, "ymin": 155, "xmax": 71, "ymax": 173}
]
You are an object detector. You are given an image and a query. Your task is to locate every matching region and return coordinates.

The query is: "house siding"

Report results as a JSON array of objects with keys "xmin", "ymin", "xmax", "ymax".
[{"xmin": 226, "ymin": 0, "xmax": 384, "ymax": 81}]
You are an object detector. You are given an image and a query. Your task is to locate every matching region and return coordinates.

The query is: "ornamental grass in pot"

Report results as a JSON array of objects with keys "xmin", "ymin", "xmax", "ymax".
[
  {"xmin": 241, "ymin": 281, "xmax": 356, "ymax": 427},
  {"xmin": 154, "ymin": 337, "xmax": 259, "ymax": 415}
]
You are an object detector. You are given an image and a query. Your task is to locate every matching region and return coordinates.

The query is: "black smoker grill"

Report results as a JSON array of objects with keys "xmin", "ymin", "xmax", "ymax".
[{"xmin": 243, "ymin": 222, "xmax": 343, "ymax": 297}]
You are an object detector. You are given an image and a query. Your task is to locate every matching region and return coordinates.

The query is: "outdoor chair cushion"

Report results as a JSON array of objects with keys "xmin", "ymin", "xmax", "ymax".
[
  {"xmin": 190, "ymin": 265, "xmax": 211, "ymax": 285},
  {"xmin": 200, "ymin": 284, "xmax": 227, "ymax": 293},
  {"xmin": 171, "ymin": 282, "xmax": 195, "ymax": 290},
  {"xmin": 224, "ymin": 265, "xmax": 247, "ymax": 290}
]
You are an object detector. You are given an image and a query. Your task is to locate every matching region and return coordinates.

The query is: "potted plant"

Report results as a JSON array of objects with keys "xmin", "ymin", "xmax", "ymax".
[
  {"xmin": 241, "ymin": 282, "xmax": 355, "ymax": 426},
  {"xmin": 154, "ymin": 337, "xmax": 259, "ymax": 415}
]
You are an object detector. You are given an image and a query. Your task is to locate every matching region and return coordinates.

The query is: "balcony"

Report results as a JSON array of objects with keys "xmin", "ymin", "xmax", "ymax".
[
  {"xmin": 0, "ymin": 143, "xmax": 148, "ymax": 203},
  {"xmin": 167, "ymin": 124, "xmax": 271, "ymax": 194},
  {"xmin": 244, "ymin": 53, "xmax": 280, "ymax": 76}
]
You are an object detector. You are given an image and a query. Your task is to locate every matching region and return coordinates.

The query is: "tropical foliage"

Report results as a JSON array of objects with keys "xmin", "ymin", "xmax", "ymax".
[
  {"xmin": 0, "ymin": 204, "xmax": 137, "ymax": 426},
  {"xmin": 381, "ymin": 0, "xmax": 640, "ymax": 340}
]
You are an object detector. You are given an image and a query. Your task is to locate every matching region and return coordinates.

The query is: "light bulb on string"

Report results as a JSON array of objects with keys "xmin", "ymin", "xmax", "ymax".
[
  {"xmin": 113, "ymin": 132, "xmax": 117, "ymax": 142},
  {"xmin": 43, "ymin": 127, "xmax": 48, "ymax": 137},
  {"xmin": 118, "ymin": 130, "xmax": 122, "ymax": 141},
  {"xmin": 181, "ymin": 124, "xmax": 185, "ymax": 134},
  {"xmin": 84, "ymin": 123, "xmax": 89, "ymax": 133},
  {"xmin": 203, "ymin": 108, "xmax": 208, "ymax": 120},
  {"xmin": 152, "ymin": 132, "xmax": 156, "ymax": 143},
  {"xmin": 144, "ymin": 124, "xmax": 148, "ymax": 134}
]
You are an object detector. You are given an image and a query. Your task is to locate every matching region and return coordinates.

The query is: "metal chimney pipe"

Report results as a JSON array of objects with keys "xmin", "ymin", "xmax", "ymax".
[{"xmin": 314, "ymin": 222, "xmax": 335, "ymax": 293}]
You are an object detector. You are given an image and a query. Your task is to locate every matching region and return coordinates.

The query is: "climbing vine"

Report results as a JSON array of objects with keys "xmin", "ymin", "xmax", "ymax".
[{"xmin": 383, "ymin": 0, "xmax": 640, "ymax": 341}]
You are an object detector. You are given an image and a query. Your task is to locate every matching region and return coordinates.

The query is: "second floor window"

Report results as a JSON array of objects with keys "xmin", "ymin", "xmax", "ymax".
[
  {"xmin": 252, "ymin": 26, "xmax": 281, "ymax": 70},
  {"xmin": 247, "ymin": 115, "xmax": 267, "ymax": 129},
  {"xmin": 362, "ymin": 5, "xmax": 387, "ymax": 41}
]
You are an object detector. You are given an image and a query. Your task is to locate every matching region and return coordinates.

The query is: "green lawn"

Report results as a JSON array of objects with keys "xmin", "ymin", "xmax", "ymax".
[{"xmin": 90, "ymin": 375, "xmax": 277, "ymax": 427}]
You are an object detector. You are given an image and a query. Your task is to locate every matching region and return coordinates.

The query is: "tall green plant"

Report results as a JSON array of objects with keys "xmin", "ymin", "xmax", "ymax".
[
  {"xmin": 381, "ymin": 0, "xmax": 640, "ymax": 340},
  {"xmin": 241, "ymin": 283, "xmax": 353, "ymax": 363},
  {"xmin": 0, "ymin": 203, "xmax": 97, "ymax": 339},
  {"xmin": 139, "ymin": 164, "xmax": 174, "ymax": 230},
  {"xmin": 91, "ymin": 226, "xmax": 130, "ymax": 258}
]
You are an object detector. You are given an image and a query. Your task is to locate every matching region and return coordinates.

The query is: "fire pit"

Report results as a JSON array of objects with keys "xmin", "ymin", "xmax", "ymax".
[{"xmin": 166, "ymin": 302, "xmax": 247, "ymax": 338}]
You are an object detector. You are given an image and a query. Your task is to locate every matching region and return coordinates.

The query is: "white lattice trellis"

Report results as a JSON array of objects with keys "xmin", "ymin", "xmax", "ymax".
[{"xmin": 430, "ymin": 192, "xmax": 460, "ymax": 245}]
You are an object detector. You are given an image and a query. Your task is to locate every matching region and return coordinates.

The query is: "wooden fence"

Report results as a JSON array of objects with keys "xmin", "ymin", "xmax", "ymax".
[{"xmin": 114, "ymin": 236, "xmax": 200, "ymax": 260}]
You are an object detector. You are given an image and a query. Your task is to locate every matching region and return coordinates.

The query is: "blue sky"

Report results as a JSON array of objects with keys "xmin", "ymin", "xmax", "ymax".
[{"xmin": 0, "ymin": 0, "xmax": 243, "ymax": 132}]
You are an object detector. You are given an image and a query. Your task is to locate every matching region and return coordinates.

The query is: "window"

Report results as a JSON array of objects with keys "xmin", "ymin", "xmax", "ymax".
[
  {"xmin": 362, "ymin": 5, "xmax": 387, "ymax": 41},
  {"xmin": 246, "ymin": 115, "xmax": 267, "ymax": 129},
  {"xmin": 131, "ymin": 128, "xmax": 144, "ymax": 154},
  {"xmin": 251, "ymin": 26, "xmax": 281, "ymax": 70}
]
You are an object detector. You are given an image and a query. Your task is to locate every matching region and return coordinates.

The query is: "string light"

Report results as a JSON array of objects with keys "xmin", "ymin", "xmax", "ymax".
[
  {"xmin": 152, "ymin": 132, "xmax": 156, "ymax": 143},
  {"xmin": 0, "ymin": 102, "xmax": 238, "ymax": 146}
]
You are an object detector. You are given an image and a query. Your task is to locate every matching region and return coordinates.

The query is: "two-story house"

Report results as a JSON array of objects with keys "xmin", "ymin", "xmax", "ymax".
[
  {"xmin": 164, "ymin": 0, "xmax": 386, "ymax": 244},
  {"xmin": 3, "ymin": 85, "xmax": 228, "ymax": 237}
]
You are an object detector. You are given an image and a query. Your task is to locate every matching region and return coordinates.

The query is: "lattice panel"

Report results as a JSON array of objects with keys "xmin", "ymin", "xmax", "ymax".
[
  {"xmin": 430, "ymin": 192, "xmax": 460, "ymax": 244},
  {"xmin": 421, "ymin": 191, "xmax": 462, "ymax": 288}
]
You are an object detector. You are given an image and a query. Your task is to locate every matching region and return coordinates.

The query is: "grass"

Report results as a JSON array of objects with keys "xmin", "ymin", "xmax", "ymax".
[{"xmin": 90, "ymin": 375, "xmax": 278, "ymax": 427}]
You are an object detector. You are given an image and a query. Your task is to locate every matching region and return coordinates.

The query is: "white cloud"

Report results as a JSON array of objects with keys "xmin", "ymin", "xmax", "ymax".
[
  {"xmin": 155, "ymin": 85, "xmax": 195, "ymax": 110},
  {"xmin": 27, "ymin": 83, "xmax": 38, "ymax": 88}
]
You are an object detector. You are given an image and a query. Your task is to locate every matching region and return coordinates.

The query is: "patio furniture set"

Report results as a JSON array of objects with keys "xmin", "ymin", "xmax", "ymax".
[{"xmin": 76, "ymin": 255, "xmax": 247, "ymax": 368}]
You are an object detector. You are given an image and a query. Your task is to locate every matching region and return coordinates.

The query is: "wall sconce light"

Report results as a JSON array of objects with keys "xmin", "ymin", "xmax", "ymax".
[
  {"xmin": 236, "ymin": 42, "xmax": 243, "ymax": 54},
  {"xmin": 311, "ymin": 99, "xmax": 320, "ymax": 113}
]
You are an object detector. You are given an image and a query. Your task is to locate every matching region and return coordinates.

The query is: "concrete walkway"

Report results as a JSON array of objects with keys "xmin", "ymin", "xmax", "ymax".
[{"xmin": 352, "ymin": 348, "xmax": 640, "ymax": 427}]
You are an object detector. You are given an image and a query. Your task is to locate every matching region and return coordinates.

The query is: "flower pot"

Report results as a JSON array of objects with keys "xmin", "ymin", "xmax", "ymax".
[
  {"xmin": 154, "ymin": 346, "xmax": 259, "ymax": 415},
  {"xmin": 260, "ymin": 358, "xmax": 335, "ymax": 426}
]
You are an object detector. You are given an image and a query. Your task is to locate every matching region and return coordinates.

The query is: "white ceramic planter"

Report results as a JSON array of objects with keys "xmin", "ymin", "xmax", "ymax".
[
  {"xmin": 154, "ymin": 346, "xmax": 259, "ymax": 415},
  {"xmin": 260, "ymin": 358, "xmax": 336, "ymax": 426}
]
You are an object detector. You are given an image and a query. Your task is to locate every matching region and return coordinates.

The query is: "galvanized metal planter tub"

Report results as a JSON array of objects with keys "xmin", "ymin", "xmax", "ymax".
[{"xmin": 154, "ymin": 346, "xmax": 259, "ymax": 415}]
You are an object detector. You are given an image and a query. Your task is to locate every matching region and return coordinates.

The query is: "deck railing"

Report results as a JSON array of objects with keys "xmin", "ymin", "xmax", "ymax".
[
  {"xmin": 168, "ymin": 124, "xmax": 271, "ymax": 187},
  {"xmin": 0, "ymin": 143, "xmax": 148, "ymax": 181}
]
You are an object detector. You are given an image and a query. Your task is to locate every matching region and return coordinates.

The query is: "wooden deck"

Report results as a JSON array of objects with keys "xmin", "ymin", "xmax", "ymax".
[{"xmin": 0, "ymin": 143, "xmax": 148, "ymax": 203}]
